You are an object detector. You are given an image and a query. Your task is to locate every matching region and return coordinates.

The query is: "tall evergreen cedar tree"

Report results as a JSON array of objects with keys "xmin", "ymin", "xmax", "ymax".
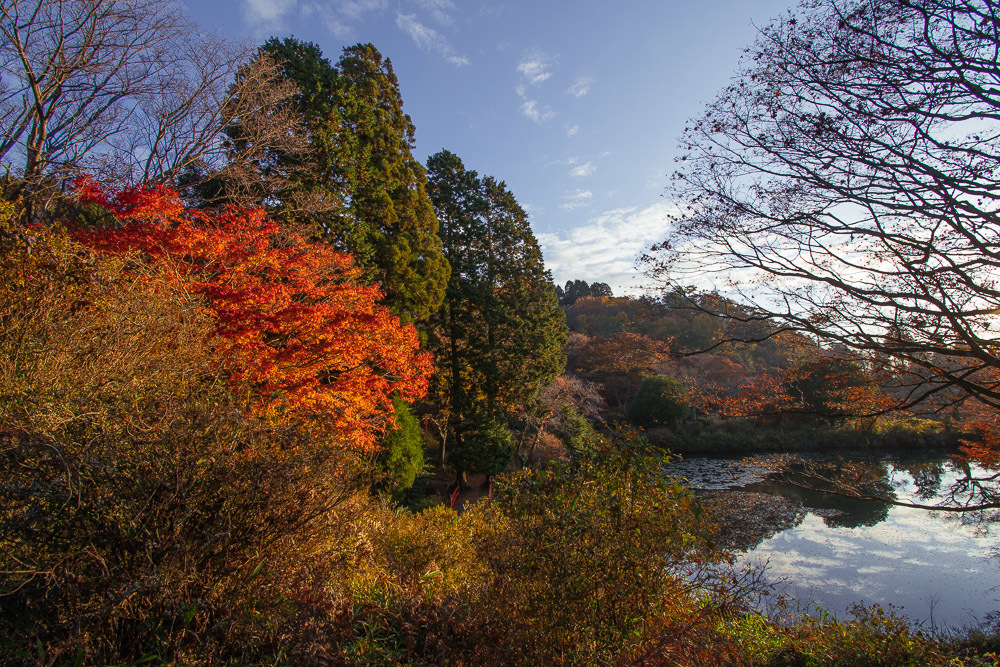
[
  {"xmin": 258, "ymin": 38, "xmax": 448, "ymax": 324},
  {"xmin": 426, "ymin": 150, "xmax": 566, "ymax": 477}
]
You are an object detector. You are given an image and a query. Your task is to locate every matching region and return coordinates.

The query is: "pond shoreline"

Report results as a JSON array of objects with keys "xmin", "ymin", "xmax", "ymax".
[{"xmin": 645, "ymin": 420, "xmax": 966, "ymax": 456}]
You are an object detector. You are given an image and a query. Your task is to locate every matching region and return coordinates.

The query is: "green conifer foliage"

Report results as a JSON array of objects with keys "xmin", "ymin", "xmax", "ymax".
[
  {"xmin": 260, "ymin": 38, "xmax": 448, "ymax": 324},
  {"xmin": 426, "ymin": 150, "xmax": 566, "ymax": 475},
  {"xmin": 448, "ymin": 415, "xmax": 514, "ymax": 479},
  {"xmin": 379, "ymin": 397, "xmax": 425, "ymax": 493}
]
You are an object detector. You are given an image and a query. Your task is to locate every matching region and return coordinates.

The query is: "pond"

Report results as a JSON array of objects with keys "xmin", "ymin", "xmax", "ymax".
[{"xmin": 666, "ymin": 452, "xmax": 1000, "ymax": 630}]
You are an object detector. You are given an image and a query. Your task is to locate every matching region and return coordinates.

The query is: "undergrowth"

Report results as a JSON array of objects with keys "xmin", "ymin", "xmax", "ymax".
[{"xmin": 1, "ymin": 203, "xmax": 996, "ymax": 665}]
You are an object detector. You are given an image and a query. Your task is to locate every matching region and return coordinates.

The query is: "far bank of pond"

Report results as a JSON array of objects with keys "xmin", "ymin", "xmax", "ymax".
[
  {"xmin": 667, "ymin": 451, "xmax": 1000, "ymax": 630},
  {"xmin": 650, "ymin": 419, "xmax": 964, "ymax": 456}
]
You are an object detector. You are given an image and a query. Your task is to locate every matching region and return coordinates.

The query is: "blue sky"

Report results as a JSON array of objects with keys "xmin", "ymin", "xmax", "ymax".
[{"xmin": 182, "ymin": 0, "xmax": 792, "ymax": 294}]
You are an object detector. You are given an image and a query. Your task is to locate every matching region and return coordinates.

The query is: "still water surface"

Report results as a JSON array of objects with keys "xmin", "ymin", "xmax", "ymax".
[{"xmin": 668, "ymin": 452, "xmax": 1000, "ymax": 629}]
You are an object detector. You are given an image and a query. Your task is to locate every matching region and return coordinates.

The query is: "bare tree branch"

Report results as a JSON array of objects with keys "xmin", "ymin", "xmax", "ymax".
[
  {"xmin": 647, "ymin": 0, "xmax": 1000, "ymax": 411},
  {"xmin": 0, "ymin": 1, "xmax": 308, "ymax": 215}
]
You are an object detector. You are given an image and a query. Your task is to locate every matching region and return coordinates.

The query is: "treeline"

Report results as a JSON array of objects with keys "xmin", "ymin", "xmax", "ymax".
[
  {"xmin": 556, "ymin": 278, "xmax": 613, "ymax": 305},
  {"xmin": 560, "ymin": 288, "xmax": 969, "ymax": 451}
]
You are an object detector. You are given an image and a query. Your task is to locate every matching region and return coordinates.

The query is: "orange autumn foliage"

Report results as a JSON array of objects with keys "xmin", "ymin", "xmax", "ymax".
[
  {"xmin": 696, "ymin": 371, "xmax": 792, "ymax": 419},
  {"xmin": 74, "ymin": 179, "xmax": 431, "ymax": 450},
  {"xmin": 698, "ymin": 358, "xmax": 893, "ymax": 421},
  {"xmin": 958, "ymin": 427, "xmax": 1000, "ymax": 469},
  {"xmin": 956, "ymin": 373, "xmax": 1000, "ymax": 468}
]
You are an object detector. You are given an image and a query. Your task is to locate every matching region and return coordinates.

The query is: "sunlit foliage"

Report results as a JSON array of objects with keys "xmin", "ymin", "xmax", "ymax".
[
  {"xmin": 0, "ymin": 204, "xmax": 374, "ymax": 661},
  {"xmin": 74, "ymin": 179, "xmax": 431, "ymax": 449}
]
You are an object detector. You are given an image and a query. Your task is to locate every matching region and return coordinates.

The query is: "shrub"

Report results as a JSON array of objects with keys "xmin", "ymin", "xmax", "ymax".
[
  {"xmin": 379, "ymin": 397, "xmax": 426, "ymax": 494},
  {"xmin": 74, "ymin": 179, "xmax": 432, "ymax": 449},
  {"xmin": 449, "ymin": 415, "xmax": 515, "ymax": 478},
  {"xmin": 738, "ymin": 604, "xmax": 948, "ymax": 666},
  {"xmin": 627, "ymin": 374, "xmax": 689, "ymax": 428},
  {"xmin": 551, "ymin": 405, "xmax": 602, "ymax": 462},
  {"xmin": 0, "ymin": 206, "xmax": 374, "ymax": 662},
  {"xmin": 461, "ymin": 430, "xmax": 735, "ymax": 663}
]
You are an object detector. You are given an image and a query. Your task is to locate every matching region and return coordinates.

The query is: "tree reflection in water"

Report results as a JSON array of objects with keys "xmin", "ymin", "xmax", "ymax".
[
  {"xmin": 671, "ymin": 451, "xmax": 1000, "ymax": 544},
  {"xmin": 905, "ymin": 460, "xmax": 945, "ymax": 500},
  {"xmin": 745, "ymin": 453, "xmax": 1000, "ymax": 531},
  {"xmin": 671, "ymin": 452, "xmax": 1000, "ymax": 627},
  {"xmin": 744, "ymin": 461, "xmax": 893, "ymax": 530}
]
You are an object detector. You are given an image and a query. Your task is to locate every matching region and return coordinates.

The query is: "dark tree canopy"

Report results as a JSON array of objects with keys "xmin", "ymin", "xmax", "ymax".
[
  {"xmin": 626, "ymin": 375, "xmax": 689, "ymax": 428},
  {"xmin": 557, "ymin": 279, "xmax": 613, "ymax": 306},
  {"xmin": 258, "ymin": 38, "xmax": 448, "ymax": 324},
  {"xmin": 447, "ymin": 415, "xmax": 515, "ymax": 479},
  {"xmin": 426, "ymin": 149, "xmax": 566, "ymax": 474},
  {"xmin": 648, "ymin": 0, "xmax": 1000, "ymax": 410}
]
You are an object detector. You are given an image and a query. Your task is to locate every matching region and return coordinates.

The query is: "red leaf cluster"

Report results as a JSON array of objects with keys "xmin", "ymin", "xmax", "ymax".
[
  {"xmin": 955, "ymin": 382, "xmax": 1000, "ymax": 468},
  {"xmin": 698, "ymin": 359, "xmax": 892, "ymax": 420},
  {"xmin": 74, "ymin": 178, "xmax": 431, "ymax": 450}
]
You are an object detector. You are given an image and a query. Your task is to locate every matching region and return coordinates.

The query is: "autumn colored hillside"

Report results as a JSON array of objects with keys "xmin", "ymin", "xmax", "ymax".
[{"xmin": 2, "ymin": 0, "xmax": 1000, "ymax": 663}]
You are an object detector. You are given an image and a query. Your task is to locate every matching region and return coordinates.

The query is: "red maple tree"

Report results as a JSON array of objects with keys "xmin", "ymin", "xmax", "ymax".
[{"xmin": 74, "ymin": 179, "xmax": 431, "ymax": 450}]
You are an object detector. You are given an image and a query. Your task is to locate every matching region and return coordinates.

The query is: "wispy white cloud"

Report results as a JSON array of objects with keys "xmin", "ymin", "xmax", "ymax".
[
  {"xmin": 569, "ymin": 161, "xmax": 596, "ymax": 178},
  {"xmin": 546, "ymin": 156, "xmax": 580, "ymax": 167},
  {"xmin": 538, "ymin": 202, "xmax": 675, "ymax": 295},
  {"xmin": 566, "ymin": 76, "xmax": 593, "ymax": 98},
  {"xmin": 517, "ymin": 50, "xmax": 554, "ymax": 85},
  {"xmin": 558, "ymin": 189, "xmax": 593, "ymax": 210},
  {"xmin": 513, "ymin": 49, "xmax": 559, "ymax": 123},
  {"xmin": 263, "ymin": 0, "xmax": 386, "ymax": 37},
  {"xmin": 338, "ymin": 0, "xmax": 388, "ymax": 20},
  {"xmin": 304, "ymin": 3, "xmax": 350, "ymax": 37},
  {"xmin": 521, "ymin": 98, "xmax": 555, "ymax": 123},
  {"xmin": 415, "ymin": 0, "xmax": 456, "ymax": 25},
  {"xmin": 515, "ymin": 82, "xmax": 554, "ymax": 123},
  {"xmin": 396, "ymin": 13, "xmax": 438, "ymax": 48},
  {"xmin": 479, "ymin": 3, "xmax": 503, "ymax": 18},
  {"xmin": 396, "ymin": 12, "xmax": 470, "ymax": 65},
  {"xmin": 566, "ymin": 123, "xmax": 581, "ymax": 137},
  {"xmin": 242, "ymin": 0, "xmax": 298, "ymax": 25}
]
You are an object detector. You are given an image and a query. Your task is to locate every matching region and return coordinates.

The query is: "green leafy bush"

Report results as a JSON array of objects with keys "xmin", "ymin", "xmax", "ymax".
[
  {"xmin": 379, "ymin": 397, "xmax": 425, "ymax": 493},
  {"xmin": 627, "ymin": 374, "xmax": 689, "ymax": 428},
  {"xmin": 449, "ymin": 415, "xmax": 515, "ymax": 478},
  {"xmin": 727, "ymin": 604, "xmax": 948, "ymax": 666}
]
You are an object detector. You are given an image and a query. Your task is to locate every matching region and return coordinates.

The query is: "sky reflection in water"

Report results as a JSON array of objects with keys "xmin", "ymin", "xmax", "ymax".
[{"xmin": 675, "ymin": 455, "xmax": 1000, "ymax": 629}]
